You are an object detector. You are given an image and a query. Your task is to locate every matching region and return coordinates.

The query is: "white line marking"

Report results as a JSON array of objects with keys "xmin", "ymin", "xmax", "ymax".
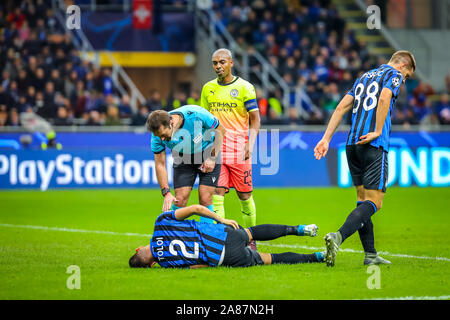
[
  {"xmin": 257, "ymin": 242, "xmax": 450, "ymax": 262},
  {"xmin": 0, "ymin": 223, "xmax": 151, "ymax": 238},
  {"xmin": 1, "ymin": 223, "xmax": 449, "ymax": 262},
  {"xmin": 362, "ymin": 295, "xmax": 450, "ymax": 300}
]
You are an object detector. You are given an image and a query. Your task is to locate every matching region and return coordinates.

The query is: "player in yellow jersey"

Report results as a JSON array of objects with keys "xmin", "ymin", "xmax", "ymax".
[{"xmin": 200, "ymin": 49, "xmax": 261, "ymax": 249}]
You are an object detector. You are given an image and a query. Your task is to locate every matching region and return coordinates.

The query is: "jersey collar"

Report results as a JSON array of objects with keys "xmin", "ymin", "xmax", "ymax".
[{"xmin": 217, "ymin": 76, "xmax": 239, "ymax": 86}]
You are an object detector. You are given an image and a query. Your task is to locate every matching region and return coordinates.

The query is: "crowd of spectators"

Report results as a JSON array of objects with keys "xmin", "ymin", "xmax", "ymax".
[
  {"xmin": 0, "ymin": 0, "xmax": 147, "ymax": 129},
  {"xmin": 0, "ymin": 0, "xmax": 448, "ymax": 130},
  {"xmin": 211, "ymin": 0, "xmax": 450, "ymax": 126}
]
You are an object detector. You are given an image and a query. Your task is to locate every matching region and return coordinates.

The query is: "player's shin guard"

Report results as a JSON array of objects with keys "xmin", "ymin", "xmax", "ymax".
[
  {"xmin": 212, "ymin": 194, "xmax": 225, "ymax": 219},
  {"xmin": 271, "ymin": 252, "xmax": 320, "ymax": 264},
  {"xmin": 338, "ymin": 200, "xmax": 377, "ymax": 243},
  {"xmin": 200, "ymin": 204, "xmax": 215, "ymax": 224},
  {"xmin": 248, "ymin": 224, "xmax": 298, "ymax": 241},
  {"xmin": 240, "ymin": 195, "xmax": 256, "ymax": 228}
]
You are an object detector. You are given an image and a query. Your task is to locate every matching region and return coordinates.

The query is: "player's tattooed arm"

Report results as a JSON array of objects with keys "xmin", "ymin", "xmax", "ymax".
[{"xmin": 174, "ymin": 205, "xmax": 239, "ymax": 229}]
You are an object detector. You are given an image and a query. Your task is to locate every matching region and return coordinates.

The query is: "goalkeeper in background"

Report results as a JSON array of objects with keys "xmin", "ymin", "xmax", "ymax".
[{"xmin": 200, "ymin": 49, "xmax": 261, "ymax": 249}]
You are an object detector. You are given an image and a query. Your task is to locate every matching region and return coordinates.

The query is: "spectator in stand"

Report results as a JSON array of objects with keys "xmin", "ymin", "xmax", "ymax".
[
  {"xmin": 72, "ymin": 81, "xmax": 89, "ymax": 119},
  {"xmin": 102, "ymin": 68, "xmax": 114, "ymax": 95},
  {"xmin": 14, "ymin": 95, "xmax": 29, "ymax": 113},
  {"xmin": 146, "ymin": 89, "xmax": 163, "ymax": 111},
  {"xmin": 54, "ymin": 106, "xmax": 73, "ymax": 126},
  {"xmin": 33, "ymin": 67, "xmax": 46, "ymax": 92},
  {"xmin": 50, "ymin": 69, "xmax": 65, "ymax": 94},
  {"xmin": 0, "ymin": 104, "xmax": 8, "ymax": 126},
  {"xmin": 118, "ymin": 94, "xmax": 133, "ymax": 118},
  {"xmin": 17, "ymin": 69, "xmax": 29, "ymax": 94},
  {"xmin": 313, "ymin": 56, "xmax": 329, "ymax": 83},
  {"xmin": 435, "ymin": 94, "xmax": 450, "ymax": 125},
  {"xmin": 187, "ymin": 90, "xmax": 201, "ymax": 106},
  {"xmin": 9, "ymin": 80, "xmax": 20, "ymax": 104},
  {"xmin": 7, "ymin": 8, "xmax": 26, "ymax": 29},
  {"xmin": 322, "ymin": 82, "xmax": 340, "ymax": 119},
  {"xmin": 2, "ymin": 71, "xmax": 11, "ymax": 90},
  {"xmin": 43, "ymin": 81, "xmax": 57, "ymax": 118},
  {"xmin": 170, "ymin": 91, "xmax": 187, "ymax": 109},
  {"xmin": 86, "ymin": 110, "xmax": 102, "ymax": 126},
  {"xmin": 131, "ymin": 105, "xmax": 149, "ymax": 126},
  {"xmin": 105, "ymin": 105, "xmax": 121, "ymax": 126},
  {"xmin": 33, "ymin": 91, "xmax": 44, "ymax": 113},
  {"xmin": 7, "ymin": 107, "xmax": 20, "ymax": 127}
]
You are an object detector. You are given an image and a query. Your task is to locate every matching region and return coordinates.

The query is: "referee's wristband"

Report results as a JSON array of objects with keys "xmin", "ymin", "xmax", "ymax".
[{"xmin": 161, "ymin": 187, "xmax": 171, "ymax": 197}]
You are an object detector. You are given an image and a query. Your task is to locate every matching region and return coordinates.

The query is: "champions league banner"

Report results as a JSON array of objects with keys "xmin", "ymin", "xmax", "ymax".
[{"xmin": 0, "ymin": 131, "xmax": 449, "ymax": 190}]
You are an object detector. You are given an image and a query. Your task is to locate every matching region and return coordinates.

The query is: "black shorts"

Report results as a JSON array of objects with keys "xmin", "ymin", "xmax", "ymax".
[
  {"xmin": 346, "ymin": 144, "xmax": 388, "ymax": 193},
  {"xmin": 172, "ymin": 148, "xmax": 221, "ymax": 189},
  {"xmin": 221, "ymin": 227, "xmax": 263, "ymax": 267}
]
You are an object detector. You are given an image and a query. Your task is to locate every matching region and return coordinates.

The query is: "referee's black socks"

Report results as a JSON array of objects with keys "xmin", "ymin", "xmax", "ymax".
[{"xmin": 338, "ymin": 200, "xmax": 377, "ymax": 244}]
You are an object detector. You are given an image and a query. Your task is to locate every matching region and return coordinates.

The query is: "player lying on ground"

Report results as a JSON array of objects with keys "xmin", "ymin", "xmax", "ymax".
[{"xmin": 129, "ymin": 205, "xmax": 327, "ymax": 268}]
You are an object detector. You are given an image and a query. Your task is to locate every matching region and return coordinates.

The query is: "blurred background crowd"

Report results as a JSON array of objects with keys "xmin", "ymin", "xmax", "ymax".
[{"xmin": 0, "ymin": 0, "xmax": 449, "ymax": 130}]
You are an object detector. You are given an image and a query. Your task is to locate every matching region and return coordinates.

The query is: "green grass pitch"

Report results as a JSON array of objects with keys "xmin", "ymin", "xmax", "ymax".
[{"xmin": 0, "ymin": 187, "xmax": 449, "ymax": 300}]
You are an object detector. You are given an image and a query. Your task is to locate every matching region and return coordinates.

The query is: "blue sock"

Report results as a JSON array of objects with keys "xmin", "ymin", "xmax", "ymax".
[
  {"xmin": 170, "ymin": 204, "xmax": 181, "ymax": 212},
  {"xmin": 314, "ymin": 252, "xmax": 325, "ymax": 262},
  {"xmin": 199, "ymin": 204, "xmax": 215, "ymax": 224},
  {"xmin": 297, "ymin": 225, "xmax": 305, "ymax": 236}
]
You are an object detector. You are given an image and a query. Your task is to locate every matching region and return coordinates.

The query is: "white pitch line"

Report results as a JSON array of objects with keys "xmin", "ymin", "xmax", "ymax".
[
  {"xmin": 1, "ymin": 223, "xmax": 449, "ymax": 262},
  {"xmin": 362, "ymin": 295, "xmax": 450, "ymax": 300},
  {"xmin": 0, "ymin": 223, "xmax": 151, "ymax": 238},
  {"xmin": 257, "ymin": 242, "xmax": 450, "ymax": 262}
]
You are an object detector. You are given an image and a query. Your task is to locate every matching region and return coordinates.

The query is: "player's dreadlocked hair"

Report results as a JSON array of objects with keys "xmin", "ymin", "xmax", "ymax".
[
  {"xmin": 129, "ymin": 252, "xmax": 151, "ymax": 268},
  {"xmin": 146, "ymin": 110, "xmax": 171, "ymax": 133}
]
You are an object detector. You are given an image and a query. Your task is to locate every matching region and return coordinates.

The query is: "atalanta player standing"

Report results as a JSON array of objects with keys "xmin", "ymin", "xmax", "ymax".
[{"xmin": 314, "ymin": 51, "xmax": 416, "ymax": 266}]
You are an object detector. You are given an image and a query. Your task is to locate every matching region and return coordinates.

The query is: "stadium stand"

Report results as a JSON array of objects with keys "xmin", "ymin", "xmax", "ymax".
[
  {"xmin": 0, "ymin": 0, "xmax": 448, "ymax": 129},
  {"xmin": 209, "ymin": 0, "xmax": 449, "ymax": 126}
]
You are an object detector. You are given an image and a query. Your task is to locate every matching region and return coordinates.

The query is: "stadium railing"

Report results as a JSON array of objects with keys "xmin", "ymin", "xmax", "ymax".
[
  {"xmin": 195, "ymin": 8, "xmax": 314, "ymax": 119},
  {"xmin": 354, "ymin": 0, "xmax": 431, "ymax": 82}
]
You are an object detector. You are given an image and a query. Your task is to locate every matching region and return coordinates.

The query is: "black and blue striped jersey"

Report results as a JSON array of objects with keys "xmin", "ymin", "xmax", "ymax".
[
  {"xmin": 346, "ymin": 64, "xmax": 403, "ymax": 151},
  {"xmin": 150, "ymin": 211, "xmax": 227, "ymax": 268}
]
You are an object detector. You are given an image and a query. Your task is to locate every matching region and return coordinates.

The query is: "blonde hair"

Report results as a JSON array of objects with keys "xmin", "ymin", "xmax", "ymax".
[{"xmin": 389, "ymin": 50, "xmax": 416, "ymax": 71}]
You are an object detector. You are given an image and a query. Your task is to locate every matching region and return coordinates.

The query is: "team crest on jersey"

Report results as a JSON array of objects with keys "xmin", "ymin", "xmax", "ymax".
[
  {"xmin": 230, "ymin": 89, "xmax": 239, "ymax": 97},
  {"xmin": 392, "ymin": 77, "xmax": 400, "ymax": 87}
]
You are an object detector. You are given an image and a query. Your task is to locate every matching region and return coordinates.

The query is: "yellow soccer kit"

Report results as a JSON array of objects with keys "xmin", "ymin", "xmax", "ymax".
[{"xmin": 200, "ymin": 76, "xmax": 258, "ymax": 164}]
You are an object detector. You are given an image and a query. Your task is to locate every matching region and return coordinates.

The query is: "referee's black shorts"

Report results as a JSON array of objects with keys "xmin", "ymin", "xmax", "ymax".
[
  {"xmin": 172, "ymin": 147, "xmax": 221, "ymax": 189},
  {"xmin": 346, "ymin": 144, "xmax": 388, "ymax": 193}
]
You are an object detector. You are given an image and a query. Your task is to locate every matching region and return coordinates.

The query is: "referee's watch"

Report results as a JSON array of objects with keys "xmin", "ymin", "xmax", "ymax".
[{"xmin": 161, "ymin": 187, "xmax": 171, "ymax": 197}]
